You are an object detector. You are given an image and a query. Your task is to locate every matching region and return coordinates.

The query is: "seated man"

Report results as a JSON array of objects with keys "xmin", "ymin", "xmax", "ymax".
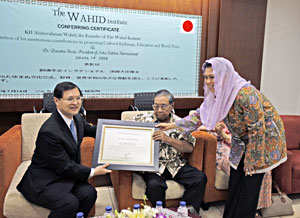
[
  {"xmin": 17, "ymin": 81, "xmax": 111, "ymax": 218},
  {"xmin": 133, "ymin": 89, "xmax": 207, "ymax": 214}
]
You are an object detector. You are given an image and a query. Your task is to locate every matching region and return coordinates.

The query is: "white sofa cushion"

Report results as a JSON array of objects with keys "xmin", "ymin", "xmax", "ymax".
[
  {"xmin": 214, "ymin": 169, "xmax": 229, "ymax": 190},
  {"xmin": 4, "ymin": 160, "xmax": 50, "ymax": 218},
  {"xmin": 121, "ymin": 111, "xmax": 152, "ymax": 121},
  {"xmin": 132, "ymin": 173, "xmax": 184, "ymax": 200},
  {"xmin": 21, "ymin": 113, "xmax": 51, "ymax": 161}
]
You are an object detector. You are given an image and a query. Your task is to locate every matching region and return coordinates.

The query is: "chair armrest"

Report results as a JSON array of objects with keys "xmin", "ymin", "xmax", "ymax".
[
  {"xmin": 80, "ymin": 137, "xmax": 95, "ymax": 168},
  {"xmin": 191, "ymin": 131, "xmax": 227, "ymax": 203},
  {"xmin": 111, "ymin": 170, "xmax": 134, "ymax": 210},
  {"xmin": 80, "ymin": 136, "xmax": 96, "ymax": 186},
  {"xmin": 190, "ymin": 131, "xmax": 217, "ymax": 172},
  {"xmin": 80, "ymin": 136, "xmax": 96, "ymax": 217},
  {"xmin": 0, "ymin": 125, "xmax": 22, "ymax": 218},
  {"xmin": 188, "ymin": 131, "xmax": 205, "ymax": 171}
]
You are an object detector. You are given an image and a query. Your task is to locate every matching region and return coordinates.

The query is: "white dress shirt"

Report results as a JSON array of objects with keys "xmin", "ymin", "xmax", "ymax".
[{"xmin": 57, "ymin": 109, "xmax": 94, "ymax": 178}]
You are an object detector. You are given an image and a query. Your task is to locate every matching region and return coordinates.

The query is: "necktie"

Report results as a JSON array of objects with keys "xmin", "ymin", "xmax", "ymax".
[{"xmin": 70, "ymin": 120, "xmax": 78, "ymax": 144}]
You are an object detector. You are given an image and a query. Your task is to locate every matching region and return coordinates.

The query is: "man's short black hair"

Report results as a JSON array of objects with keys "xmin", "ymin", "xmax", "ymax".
[
  {"xmin": 53, "ymin": 81, "xmax": 82, "ymax": 99},
  {"xmin": 154, "ymin": 89, "xmax": 174, "ymax": 104}
]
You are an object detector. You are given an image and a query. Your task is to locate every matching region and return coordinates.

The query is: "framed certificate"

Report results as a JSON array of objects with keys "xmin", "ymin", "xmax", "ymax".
[{"xmin": 92, "ymin": 119, "xmax": 159, "ymax": 172}]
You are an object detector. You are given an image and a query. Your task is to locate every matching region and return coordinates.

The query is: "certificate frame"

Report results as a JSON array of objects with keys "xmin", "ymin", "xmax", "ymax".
[{"xmin": 92, "ymin": 119, "xmax": 159, "ymax": 172}]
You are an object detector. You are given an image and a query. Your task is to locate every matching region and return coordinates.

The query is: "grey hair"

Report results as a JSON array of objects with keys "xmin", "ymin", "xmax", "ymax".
[{"xmin": 154, "ymin": 89, "xmax": 174, "ymax": 104}]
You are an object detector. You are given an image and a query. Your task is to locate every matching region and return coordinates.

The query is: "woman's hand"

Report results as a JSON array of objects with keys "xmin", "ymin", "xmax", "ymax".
[
  {"xmin": 244, "ymin": 158, "xmax": 255, "ymax": 176},
  {"xmin": 155, "ymin": 122, "xmax": 177, "ymax": 131},
  {"xmin": 197, "ymin": 125, "xmax": 207, "ymax": 131},
  {"xmin": 215, "ymin": 122, "xmax": 226, "ymax": 135}
]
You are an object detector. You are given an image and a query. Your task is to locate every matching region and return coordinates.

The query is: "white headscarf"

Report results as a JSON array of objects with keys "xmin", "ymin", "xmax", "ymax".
[{"xmin": 199, "ymin": 57, "xmax": 250, "ymax": 130}]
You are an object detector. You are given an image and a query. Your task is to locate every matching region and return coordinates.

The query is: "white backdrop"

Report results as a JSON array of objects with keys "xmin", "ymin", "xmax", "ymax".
[{"xmin": 261, "ymin": 0, "xmax": 300, "ymax": 115}]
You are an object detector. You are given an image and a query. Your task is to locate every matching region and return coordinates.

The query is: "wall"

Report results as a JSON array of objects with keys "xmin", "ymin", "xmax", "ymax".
[
  {"xmin": 217, "ymin": 0, "xmax": 267, "ymax": 89},
  {"xmin": 0, "ymin": 0, "xmax": 206, "ymax": 134},
  {"xmin": 261, "ymin": 0, "xmax": 300, "ymax": 115},
  {"xmin": 0, "ymin": 0, "xmax": 268, "ymax": 134}
]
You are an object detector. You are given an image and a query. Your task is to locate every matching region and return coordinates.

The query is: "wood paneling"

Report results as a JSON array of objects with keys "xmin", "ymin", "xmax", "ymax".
[
  {"xmin": 206, "ymin": 0, "xmax": 221, "ymax": 59},
  {"xmin": 0, "ymin": 112, "xmax": 23, "ymax": 136},
  {"xmin": 199, "ymin": 0, "xmax": 221, "ymax": 96},
  {"xmin": 218, "ymin": 0, "xmax": 267, "ymax": 89},
  {"xmin": 0, "ymin": 97, "xmax": 203, "ymax": 134},
  {"xmin": 0, "ymin": 98, "xmax": 203, "ymax": 112}
]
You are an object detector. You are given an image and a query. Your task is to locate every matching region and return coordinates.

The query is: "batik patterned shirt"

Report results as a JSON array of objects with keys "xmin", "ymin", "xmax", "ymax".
[
  {"xmin": 176, "ymin": 86, "xmax": 287, "ymax": 173},
  {"xmin": 133, "ymin": 112, "xmax": 196, "ymax": 177}
]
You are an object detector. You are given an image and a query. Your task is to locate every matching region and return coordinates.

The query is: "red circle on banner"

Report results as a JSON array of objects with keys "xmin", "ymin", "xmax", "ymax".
[{"xmin": 183, "ymin": 20, "xmax": 193, "ymax": 32}]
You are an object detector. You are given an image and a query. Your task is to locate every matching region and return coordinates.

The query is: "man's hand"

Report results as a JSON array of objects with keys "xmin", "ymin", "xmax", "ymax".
[
  {"xmin": 155, "ymin": 122, "xmax": 176, "ymax": 131},
  {"xmin": 152, "ymin": 130, "xmax": 169, "ymax": 143},
  {"xmin": 94, "ymin": 163, "xmax": 112, "ymax": 176}
]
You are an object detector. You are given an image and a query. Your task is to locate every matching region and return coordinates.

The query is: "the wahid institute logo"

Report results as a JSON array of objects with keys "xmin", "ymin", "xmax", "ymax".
[{"xmin": 180, "ymin": 19, "xmax": 195, "ymax": 34}]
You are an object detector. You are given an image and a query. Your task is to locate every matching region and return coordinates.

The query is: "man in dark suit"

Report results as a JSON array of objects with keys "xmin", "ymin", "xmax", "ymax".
[{"xmin": 17, "ymin": 81, "xmax": 111, "ymax": 218}]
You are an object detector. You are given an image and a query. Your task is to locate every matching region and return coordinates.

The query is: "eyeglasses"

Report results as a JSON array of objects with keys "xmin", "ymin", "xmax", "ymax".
[
  {"xmin": 152, "ymin": 104, "xmax": 170, "ymax": 110},
  {"xmin": 62, "ymin": 96, "xmax": 82, "ymax": 103}
]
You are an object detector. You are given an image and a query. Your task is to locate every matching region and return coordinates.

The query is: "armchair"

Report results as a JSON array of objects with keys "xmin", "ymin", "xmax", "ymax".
[
  {"xmin": 0, "ymin": 113, "xmax": 96, "ymax": 218},
  {"xmin": 272, "ymin": 115, "xmax": 300, "ymax": 194},
  {"xmin": 187, "ymin": 110, "xmax": 228, "ymax": 203},
  {"xmin": 111, "ymin": 111, "xmax": 227, "ymax": 210}
]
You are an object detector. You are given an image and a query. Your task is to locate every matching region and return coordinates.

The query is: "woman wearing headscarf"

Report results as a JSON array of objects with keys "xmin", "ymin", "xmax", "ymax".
[{"xmin": 157, "ymin": 57, "xmax": 287, "ymax": 218}]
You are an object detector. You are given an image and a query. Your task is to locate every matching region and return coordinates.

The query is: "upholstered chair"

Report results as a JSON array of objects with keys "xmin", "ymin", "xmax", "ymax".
[
  {"xmin": 273, "ymin": 115, "xmax": 300, "ymax": 194},
  {"xmin": 110, "ymin": 111, "xmax": 227, "ymax": 210},
  {"xmin": 0, "ymin": 113, "xmax": 96, "ymax": 218}
]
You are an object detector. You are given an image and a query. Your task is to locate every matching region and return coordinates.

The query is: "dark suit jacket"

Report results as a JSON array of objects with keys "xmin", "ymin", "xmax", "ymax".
[{"xmin": 17, "ymin": 110, "xmax": 96, "ymax": 206}]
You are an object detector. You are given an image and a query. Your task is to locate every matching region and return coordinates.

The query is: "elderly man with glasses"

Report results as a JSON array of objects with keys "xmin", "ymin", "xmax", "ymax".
[{"xmin": 132, "ymin": 89, "xmax": 207, "ymax": 215}]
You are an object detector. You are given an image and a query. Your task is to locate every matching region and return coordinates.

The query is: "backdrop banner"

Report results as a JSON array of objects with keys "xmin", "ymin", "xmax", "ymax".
[{"xmin": 0, "ymin": 0, "xmax": 202, "ymax": 98}]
